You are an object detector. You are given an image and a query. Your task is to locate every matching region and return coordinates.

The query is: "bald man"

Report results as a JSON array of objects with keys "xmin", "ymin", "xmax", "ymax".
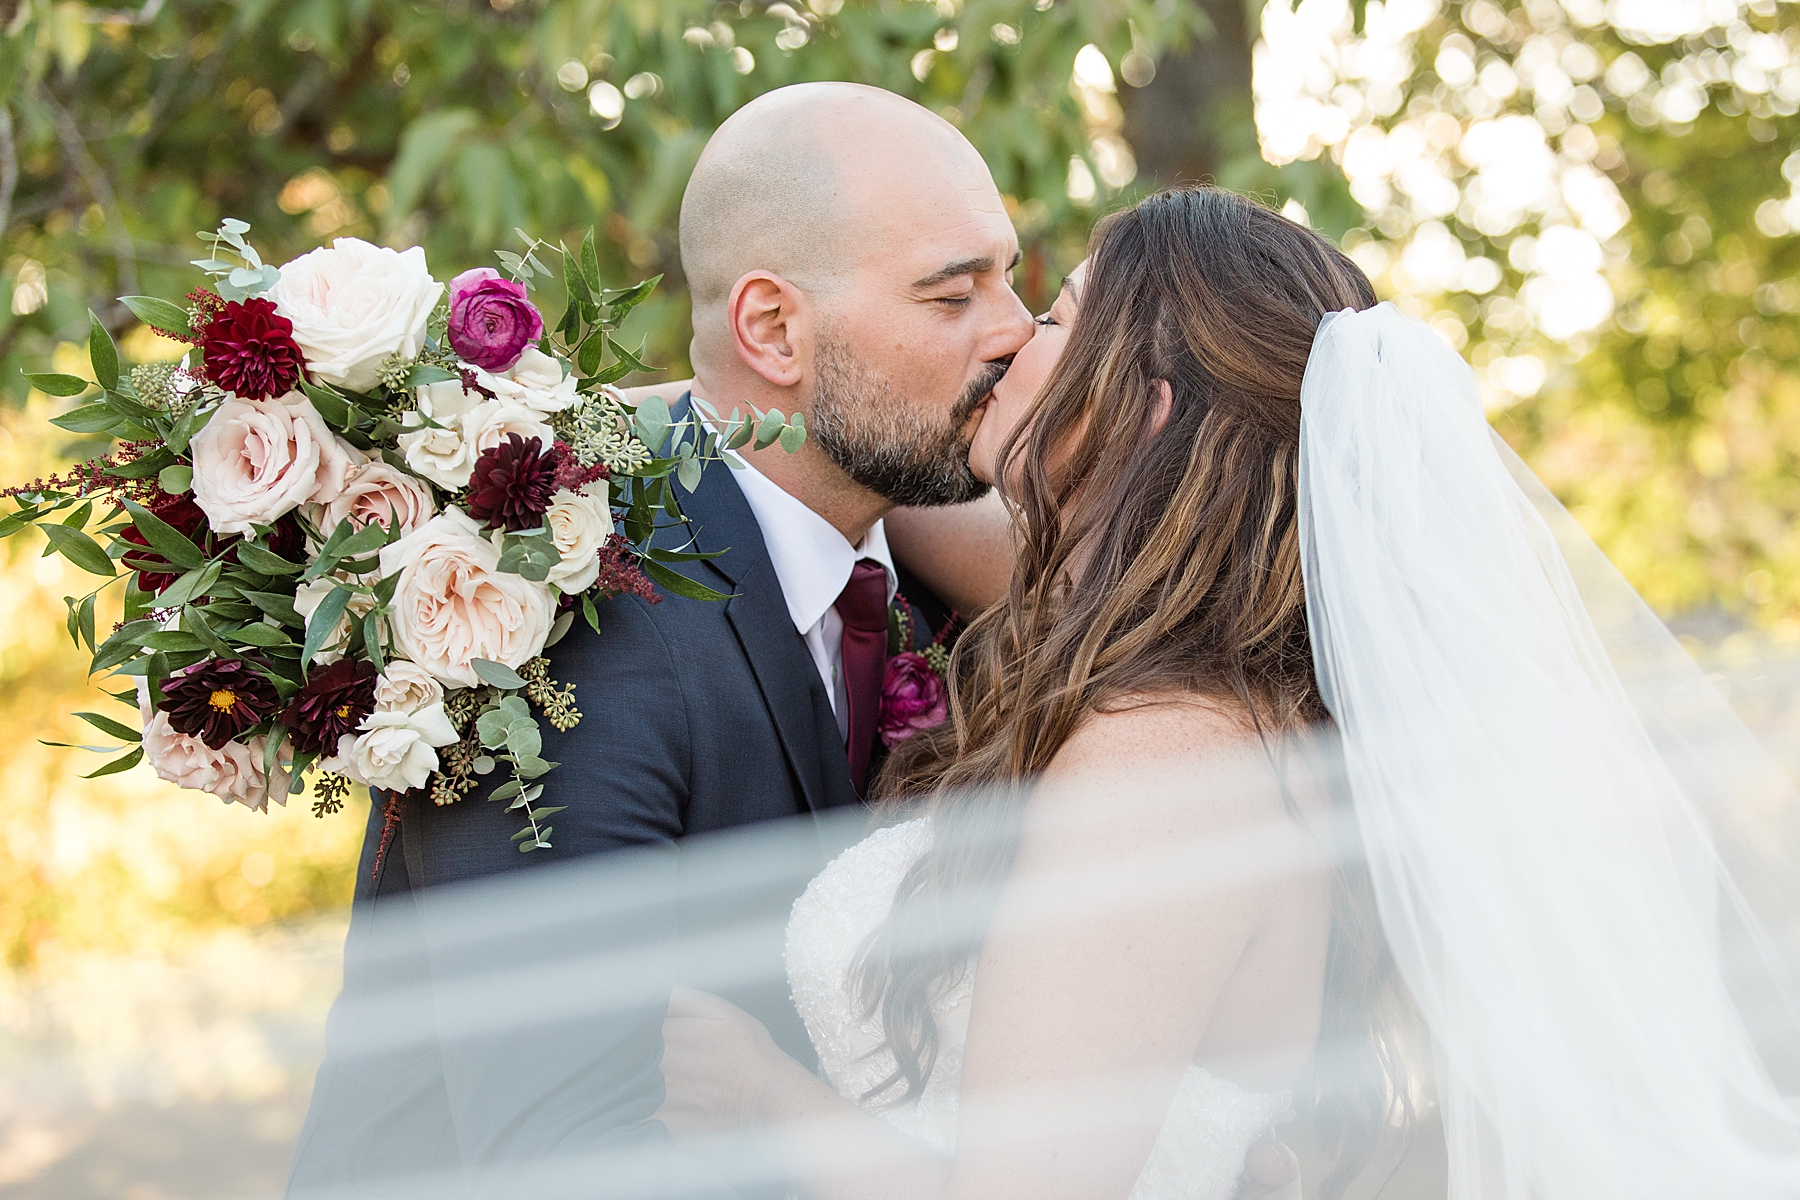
[{"xmin": 287, "ymin": 83, "xmax": 1031, "ymax": 1200}]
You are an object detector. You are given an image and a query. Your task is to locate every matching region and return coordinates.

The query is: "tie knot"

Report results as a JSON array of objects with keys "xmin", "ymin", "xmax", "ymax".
[{"xmin": 835, "ymin": 559, "xmax": 890, "ymax": 633}]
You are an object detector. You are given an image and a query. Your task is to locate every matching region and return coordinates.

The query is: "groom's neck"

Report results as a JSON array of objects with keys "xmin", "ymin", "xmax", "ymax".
[{"xmin": 689, "ymin": 377, "xmax": 890, "ymax": 547}]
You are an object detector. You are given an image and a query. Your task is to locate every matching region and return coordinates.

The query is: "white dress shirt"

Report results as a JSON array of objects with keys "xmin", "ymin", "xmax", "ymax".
[{"xmin": 728, "ymin": 458, "xmax": 898, "ymax": 741}]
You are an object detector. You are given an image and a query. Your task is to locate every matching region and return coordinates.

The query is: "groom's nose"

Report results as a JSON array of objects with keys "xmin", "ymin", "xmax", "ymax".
[{"xmin": 982, "ymin": 285, "xmax": 1036, "ymax": 360}]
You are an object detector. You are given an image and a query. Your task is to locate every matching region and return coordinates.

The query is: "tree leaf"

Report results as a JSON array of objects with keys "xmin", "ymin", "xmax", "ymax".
[
  {"xmin": 23, "ymin": 372, "xmax": 93, "ymax": 398},
  {"xmin": 88, "ymin": 310, "xmax": 120, "ymax": 391},
  {"xmin": 40, "ymin": 522, "xmax": 115, "ymax": 577},
  {"xmin": 471, "ymin": 658, "xmax": 527, "ymax": 689}
]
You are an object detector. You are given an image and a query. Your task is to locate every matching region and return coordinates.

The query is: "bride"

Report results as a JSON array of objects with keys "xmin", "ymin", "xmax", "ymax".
[{"xmin": 653, "ymin": 186, "xmax": 1800, "ymax": 1200}]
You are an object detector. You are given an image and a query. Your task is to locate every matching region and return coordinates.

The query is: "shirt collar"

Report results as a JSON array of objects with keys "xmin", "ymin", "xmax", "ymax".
[{"xmin": 728, "ymin": 456, "xmax": 898, "ymax": 636}]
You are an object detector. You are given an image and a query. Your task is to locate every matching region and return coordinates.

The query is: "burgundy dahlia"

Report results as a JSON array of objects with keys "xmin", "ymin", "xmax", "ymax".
[
  {"xmin": 199, "ymin": 298, "xmax": 306, "ymax": 400},
  {"xmin": 279, "ymin": 658, "xmax": 379, "ymax": 757},
  {"xmin": 158, "ymin": 657, "xmax": 280, "ymax": 750},
  {"xmin": 121, "ymin": 491, "xmax": 210, "ymax": 594},
  {"xmin": 265, "ymin": 512, "xmax": 306, "ymax": 562},
  {"xmin": 467, "ymin": 434, "xmax": 559, "ymax": 531}
]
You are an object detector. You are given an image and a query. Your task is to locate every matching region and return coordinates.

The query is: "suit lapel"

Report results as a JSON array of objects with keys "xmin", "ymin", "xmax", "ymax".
[{"xmin": 662, "ymin": 395, "xmax": 860, "ymax": 818}]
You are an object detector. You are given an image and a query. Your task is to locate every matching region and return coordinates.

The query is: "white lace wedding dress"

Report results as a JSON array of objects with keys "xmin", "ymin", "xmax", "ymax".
[{"xmin": 785, "ymin": 816, "xmax": 1292, "ymax": 1200}]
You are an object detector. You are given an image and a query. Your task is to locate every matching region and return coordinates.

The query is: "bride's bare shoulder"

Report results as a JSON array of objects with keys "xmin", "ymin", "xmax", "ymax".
[{"xmin": 1048, "ymin": 694, "xmax": 1263, "ymax": 779}]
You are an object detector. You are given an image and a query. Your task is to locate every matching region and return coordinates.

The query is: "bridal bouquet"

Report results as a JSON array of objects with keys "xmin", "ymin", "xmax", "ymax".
[{"xmin": 9, "ymin": 221, "xmax": 805, "ymax": 852}]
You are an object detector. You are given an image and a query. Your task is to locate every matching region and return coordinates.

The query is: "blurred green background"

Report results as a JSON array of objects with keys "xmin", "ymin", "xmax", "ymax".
[{"xmin": 1, "ymin": 0, "xmax": 1798, "ymax": 973}]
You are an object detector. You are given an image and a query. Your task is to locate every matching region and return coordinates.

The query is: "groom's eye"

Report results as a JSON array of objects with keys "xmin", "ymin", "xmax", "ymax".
[{"xmin": 932, "ymin": 294, "xmax": 972, "ymax": 308}]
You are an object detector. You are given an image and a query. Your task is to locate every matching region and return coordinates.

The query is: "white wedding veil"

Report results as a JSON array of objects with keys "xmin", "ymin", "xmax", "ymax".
[{"xmin": 1297, "ymin": 303, "xmax": 1800, "ymax": 1199}]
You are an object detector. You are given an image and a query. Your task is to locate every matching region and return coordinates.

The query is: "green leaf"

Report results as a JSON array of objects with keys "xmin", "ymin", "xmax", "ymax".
[
  {"xmin": 165, "ymin": 400, "xmax": 214, "ymax": 456},
  {"xmin": 241, "ymin": 590, "xmax": 304, "ymax": 627},
  {"xmin": 121, "ymin": 497, "xmax": 206, "ymax": 570},
  {"xmin": 634, "ymin": 394, "xmax": 671, "ymax": 452},
  {"xmin": 49, "ymin": 403, "xmax": 126, "ymax": 434},
  {"xmin": 76, "ymin": 593, "xmax": 97, "ymax": 651},
  {"xmin": 156, "ymin": 560, "xmax": 223, "ymax": 608},
  {"xmin": 234, "ymin": 541, "xmax": 301, "ymax": 576},
  {"xmin": 233, "ymin": 622, "xmax": 292, "ymax": 648},
  {"xmin": 363, "ymin": 610, "xmax": 385, "ymax": 672},
  {"xmin": 300, "ymin": 585, "xmax": 353, "ymax": 666},
  {"xmin": 581, "ymin": 590, "xmax": 601, "ymax": 633},
  {"xmin": 579, "ymin": 227, "xmax": 602, "ymax": 294},
  {"xmin": 0, "ymin": 506, "xmax": 42, "ymax": 538},
  {"xmin": 405, "ymin": 363, "xmax": 458, "ymax": 388},
  {"xmin": 544, "ymin": 609, "xmax": 575, "ymax": 648},
  {"xmin": 158, "ymin": 465, "xmax": 194, "ymax": 494},
  {"xmin": 23, "ymin": 372, "xmax": 93, "ymax": 398},
  {"xmin": 676, "ymin": 455, "xmax": 702, "ymax": 494},
  {"xmin": 121, "ymin": 296, "xmax": 194, "ymax": 336},
  {"xmin": 82, "ymin": 746, "xmax": 143, "ymax": 779},
  {"xmin": 301, "ymin": 380, "xmax": 352, "ymax": 429},
  {"xmin": 779, "ymin": 414, "xmax": 807, "ymax": 454},
  {"xmin": 640, "ymin": 558, "xmax": 731, "ymax": 603},
  {"xmin": 76, "ymin": 710, "xmax": 141, "ymax": 742},
  {"xmin": 183, "ymin": 606, "xmax": 235, "ymax": 657},
  {"xmin": 136, "ymin": 630, "xmax": 205, "ymax": 652},
  {"xmin": 576, "ymin": 330, "xmax": 606, "ymax": 377},
  {"xmin": 88, "ymin": 310, "xmax": 120, "ymax": 391},
  {"xmin": 471, "ymin": 658, "xmax": 527, "ymax": 689},
  {"xmin": 105, "ymin": 446, "xmax": 176, "ymax": 480},
  {"xmin": 753, "ymin": 407, "xmax": 786, "ymax": 450},
  {"xmin": 40, "ymin": 523, "xmax": 115, "ymax": 577},
  {"xmin": 505, "ymin": 719, "xmax": 542, "ymax": 759},
  {"xmin": 489, "ymin": 778, "xmax": 522, "ymax": 802}
]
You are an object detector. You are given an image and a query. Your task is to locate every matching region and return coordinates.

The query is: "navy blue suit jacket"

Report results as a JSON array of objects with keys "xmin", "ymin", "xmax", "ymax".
[{"xmin": 288, "ymin": 397, "xmax": 890, "ymax": 1199}]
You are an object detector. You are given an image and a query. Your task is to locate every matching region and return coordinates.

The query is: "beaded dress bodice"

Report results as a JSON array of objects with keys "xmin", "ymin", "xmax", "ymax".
[{"xmin": 784, "ymin": 817, "xmax": 1291, "ymax": 1200}]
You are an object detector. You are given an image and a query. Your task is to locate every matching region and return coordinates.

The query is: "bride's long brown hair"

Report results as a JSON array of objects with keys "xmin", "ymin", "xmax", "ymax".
[{"xmin": 857, "ymin": 186, "xmax": 1412, "ymax": 1198}]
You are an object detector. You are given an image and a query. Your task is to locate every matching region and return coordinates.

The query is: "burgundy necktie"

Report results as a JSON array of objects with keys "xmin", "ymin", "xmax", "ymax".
[{"xmin": 835, "ymin": 559, "xmax": 890, "ymax": 797}]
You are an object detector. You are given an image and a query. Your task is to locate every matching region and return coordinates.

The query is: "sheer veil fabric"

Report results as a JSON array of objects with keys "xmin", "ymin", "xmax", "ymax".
[{"xmin": 1296, "ymin": 303, "xmax": 1800, "ymax": 1199}]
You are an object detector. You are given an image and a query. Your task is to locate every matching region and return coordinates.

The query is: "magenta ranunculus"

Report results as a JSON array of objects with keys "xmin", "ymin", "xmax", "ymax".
[
  {"xmin": 878, "ymin": 652, "xmax": 949, "ymax": 749},
  {"xmin": 446, "ymin": 268, "xmax": 544, "ymax": 373}
]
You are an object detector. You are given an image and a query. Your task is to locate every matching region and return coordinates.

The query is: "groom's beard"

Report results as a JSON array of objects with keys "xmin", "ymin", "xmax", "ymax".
[{"xmin": 809, "ymin": 335, "xmax": 1001, "ymax": 508}]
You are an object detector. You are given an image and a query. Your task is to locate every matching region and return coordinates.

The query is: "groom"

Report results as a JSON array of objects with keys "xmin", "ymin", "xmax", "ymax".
[{"xmin": 289, "ymin": 82, "xmax": 1305, "ymax": 1200}]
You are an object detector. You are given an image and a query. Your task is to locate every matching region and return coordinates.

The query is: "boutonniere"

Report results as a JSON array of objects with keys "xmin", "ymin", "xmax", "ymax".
[{"xmin": 879, "ymin": 594, "xmax": 955, "ymax": 749}]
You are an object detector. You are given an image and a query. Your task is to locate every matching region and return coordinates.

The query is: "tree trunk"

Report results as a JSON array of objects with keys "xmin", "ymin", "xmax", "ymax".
[{"xmin": 1122, "ymin": 0, "xmax": 1259, "ymax": 188}]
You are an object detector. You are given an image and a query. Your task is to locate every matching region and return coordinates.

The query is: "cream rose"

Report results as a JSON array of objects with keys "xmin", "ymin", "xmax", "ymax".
[
  {"xmin": 395, "ymin": 378, "xmax": 489, "ymax": 489},
  {"xmin": 317, "ymin": 461, "xmax": 437, "ymax": 537},
  {"xmin": 473, "ymin": 346, "xmax": 578, "ymax": 415},
  {"xmin": 267, "ymin": 238, "xmax": 444, "ymax": 393},
  {"xmin": 141, "ymin": 708, "xmax": 289, "ymax": 811},
  {"xmin": 373, "ymin": 660, "xmax": 446, "ymax": 714},
  {"xmin": 338, "ymin": 706, "xmax": 460, "ymax": 792},
  {"xmin": 379, "ymin": 507, "xmax": 556, "ymax": 687},
  {"xmin": 190, "ymin": 392, "xmax": 366, "ymax": 534},
  {"xmin": 461, "ymin": 400, "xmax": 555, "ymax": 457},
  {"xmin": 542, "ymin": 485, "xmax": 613, "ymax": 593}
]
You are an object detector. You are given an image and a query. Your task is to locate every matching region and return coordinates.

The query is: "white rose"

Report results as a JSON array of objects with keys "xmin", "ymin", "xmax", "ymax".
[
  {"xmin": 461, "ymin": 400, "xmax": 555, "ymax": 457},
  {"xmin": 542, "ymin": 485, "xmax": 613, "ymax": 593},
  {"xmin": 139, "ymin": 702, "xmax": 289, "ymax": 811},
  {"xmin": 341, "ymin": 706, "xmax": 460, "ymax": 792},
  {"xmin": 373, "ymin": 660, "xmax": 446, "ymax": 714},
  {"xmin": 397, "ymin": 415, "xmax": 478, "ymax": 490},
  {"xmin": 317, "ymin": 461, "xmax": 437, "ymax": 538},
  {"xmin": 415, "ymin": 376, "xmax": 488, "ymax": 421},
  {"xmin": 295, "ymin": 575, "xmax": 379, "ymax": 664},
  {"xmin": 379, "ymin": 507, "xmax": 556, "ymax": 687},
  {"xmin": 268, "ymin": 238, "xmax": 443, "ymax": 393},
  {"xmin": 190, "ymin": 392, "xmax": 367, "ymax": 534},
  {"xmin": 473, "ymin": 347, "xmax": 578, "ymax": 415}
]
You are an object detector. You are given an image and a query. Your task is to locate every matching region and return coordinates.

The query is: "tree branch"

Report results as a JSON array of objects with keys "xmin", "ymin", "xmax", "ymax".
[{"xmin": 40, "ymin": 86, "xmax": 139, "ymax": 298}]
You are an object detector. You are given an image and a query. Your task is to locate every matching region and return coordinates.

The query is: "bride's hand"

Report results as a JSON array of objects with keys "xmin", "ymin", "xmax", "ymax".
[{"xmin": 655, "ymin": 984, "xmax": 795, "ymax": 1137}]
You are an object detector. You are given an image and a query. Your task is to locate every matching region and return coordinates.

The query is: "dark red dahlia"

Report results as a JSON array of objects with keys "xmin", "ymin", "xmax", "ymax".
[
  {"xmin": 266, "ymin": 512, "xmax": 305, "ymax": 562},
  {"xmin": 121, "ymin": 492, "xmax": 210, "ymax": 594},
  {"xmin": 158, "ymin": 657, "xmax": 280, "ymax": 749},
  {"xmin": 467, "ymin": 434, "xmax": 559, "ymax": 531},
  {"xmin": 199, "ymin": 298, "xmax": 305, "ymax": 400},
  {"xmin": 279, "ymin": 658, "xmax": 379, "ymax": 757}
]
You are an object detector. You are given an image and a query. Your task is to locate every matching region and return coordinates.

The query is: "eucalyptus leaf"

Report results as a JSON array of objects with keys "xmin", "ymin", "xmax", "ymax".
[
  {"xmin": 471, "ymin": 658, "xmax": 527, "ymax": 689},
  {"xmin": 158, "ymin": 464, "xmax": 194, "ymax": 494}
]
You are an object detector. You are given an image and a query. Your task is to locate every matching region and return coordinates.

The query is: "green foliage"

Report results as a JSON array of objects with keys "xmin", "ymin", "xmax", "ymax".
[{"xmin": 0, "ymin": 0, "xmax": 1200, "ymax": 403}]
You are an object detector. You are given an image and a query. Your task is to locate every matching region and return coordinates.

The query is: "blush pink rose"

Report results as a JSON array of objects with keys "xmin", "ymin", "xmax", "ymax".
[
  {"xmin": 317, "ymin": 460, "xmax": 438, "ymax": 537},
  {"xmin": 189, "ymin": 391, "xmax": 366, "ymax": 534},
  {"xmin": 878, "ymin": 652, "xmax": 949, "ymax": 748},
  {"xmin": 140, "ymin": 707, "xmax": 290, "ymax": 811},
  {"xmin": 378, "ymin": 506, "xmax": 556, "ymax": 688}
]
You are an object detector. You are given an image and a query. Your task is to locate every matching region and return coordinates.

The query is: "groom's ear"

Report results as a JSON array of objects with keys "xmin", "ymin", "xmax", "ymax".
[{"xmin": 727, "ymin": 271, "xmax": 810, "ymax": 389}]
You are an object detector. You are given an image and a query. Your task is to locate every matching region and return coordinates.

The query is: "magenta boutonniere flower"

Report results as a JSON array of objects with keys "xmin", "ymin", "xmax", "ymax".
[{"xmin": 878, "ymin": 651, "xmax": 949, "ymax": 748}]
